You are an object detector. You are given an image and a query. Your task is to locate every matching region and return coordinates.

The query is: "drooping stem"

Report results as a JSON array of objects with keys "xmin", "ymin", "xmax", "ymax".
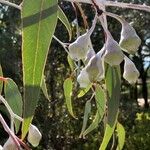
[
  {"xmin": 0, "ymin": 114, "xmax": 21, "ymax": 150},
  {"xmin": 53, "ymin": 35, "xmax": 69, "ymax": 54},
  {"xmin": 0, "ymin": 95, "xmax": 23, "ymax": 122},
  {"xmin": 106, "ymin": 1, "xmax": 150, "ymax": 13},
  {"xmin": 0, "ymin": 95, "xmax": 14, "ymax": 116},
  {"xmin": 0, "ymin": 0, "xmax": 21, "ymax": 10},
  {"xmin": 64, "ymin": 0, "xmax": 150, "ymax": 13},
  {"xmin": 104, "ymin": 12, "xmax": 126, "ymax": 25}
]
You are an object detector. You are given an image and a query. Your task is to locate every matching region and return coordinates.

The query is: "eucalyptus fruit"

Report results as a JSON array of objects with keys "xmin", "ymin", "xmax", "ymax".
[
  {"xmin": 77, "ymin": 48, "xmax": 104, "ymax": 88},
  {"xmin": 68, "ymin": 14, "xmax": 97, "ymax": 61},
  {"xmin": 119, "ymin": 21, "xmax": 141, "ymax": 54},
  {"xmin": 86, "ymin": 48, "xmax": 104, "ymax": 81},
  {"xmin": 123, "ymin": 56, "xmax": 140, "ymax": 84},
  {"xmin": 77, "ymin": 68, "xmax": 91, "ymax": 88},
  {"xmin": 27, "ymin": 125, "xmax": 42, "ymax": 147},
  {"xmin": 104, "ymin": 35, "xmax": 124, "ymax": 66},
  {"xmin": 3, "ymin": 137, "xmax": 17, "ymax": 150},
  {"xmin": 84, "ymin": 40, "xmax": 96, "ymax": 64}
]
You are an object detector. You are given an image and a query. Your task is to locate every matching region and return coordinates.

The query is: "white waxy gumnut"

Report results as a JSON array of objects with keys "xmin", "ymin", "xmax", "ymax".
[
  {"xmin": 77, "ymin": 68, "xmax": 90, "ymax": 88},
  {"xmin": 68, "ymin": 33, "xmax": 91, "ymax": 60},
  {"xmin": 27, "ymin": 124, "xmax": 42, "ymax": 147},
  {"xmin": 84, "ymin": 40, "xmax": 96, "ymax": 64},
  {"xmin": 3, "ymin": 137, "xmax": 17, "ymax": 150},
  {"xmin": 0, "ymin": 145, "xmax": 3, "ymax": 150},
  {"xmin": 123, "ymin": 56, "xmax": 140, "ymax": 84},
  {"xmin": 119, "ymin": 21, "xmax": 141, "ymax": 54},
  {"xmin": 68, "ymin": 14, "xmax": 97, "ymax": 61},
  {"xmin": 85, "ymin": 48, "xmax": 104, "ymax": 82},
  {"xmin": 104, "ymin": 36, "xmax": 124, "ymax": 66},
  {"xmin": 84, "ymin": 48, "xmax": 95, "ymax": 64}
]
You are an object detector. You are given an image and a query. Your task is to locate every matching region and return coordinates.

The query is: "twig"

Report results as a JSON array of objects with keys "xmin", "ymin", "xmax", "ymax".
[
  {"xmin": 64, "ymin": 0, "xmax": 150, "ymax": 13},
  {"xmin": 0, "ymin": 114, "xmax": 21, "ymax": 150},
  {"xmin": 106, "ymin": 1, "xmax": 150, "ymax": 13},
  {"xmin": 0, "ymin": 0, "xmax": 21, "ymax": 10}
]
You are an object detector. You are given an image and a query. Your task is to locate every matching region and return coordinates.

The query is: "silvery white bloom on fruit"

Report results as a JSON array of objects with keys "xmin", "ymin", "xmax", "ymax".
[
  {"xmin": 27, "ymin": 124, "xmax": 42, "ymax": 147},
  {"xmin": 68, "ymin": 14, "xmax": 97, "ymax": 61},
  {"xmin": 119, "ymin": 21, "xmax": 141, "ymax": 54},
  {"xmin": 84, "ymin": 40, "xmax": 95, "ymax": 64},
  {"xmin": 77, "ymin": 47, "xmax": 104, "ymax": 88},
  {"xmin": 86, "ymin": 48, "xmax": 104, "ymax": 82},
  {"xmin": 85, "ymin": 48, "xmax": 95, "ymax": 64},
  {"xmin": 0, "ymin": 145, "xmax": 3, "ymax": 150},
  {"xmin": 123, "ymin": 56, "xmax": 140, "ymax": 84},
  {"xmin": 77, "ymin": 68, "xmax": 91, "ymax": 88},
  {"xmin": 3, "ymin": 137, "xmax": 17, "ymax": 150},
  {"xmin": 104, "ymin": 35, "xmax": 124, "ymax": 66}
]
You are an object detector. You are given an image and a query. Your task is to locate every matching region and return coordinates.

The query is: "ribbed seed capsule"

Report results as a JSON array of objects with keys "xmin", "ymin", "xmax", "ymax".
[
  {"xmin": 119, "ymin": 21, "xmax": 141, "ymax": 54},
  {"xmin": 27, "ymin": 124, "xmax": 42, "ymax": 147},
  {"xmin": 3, "ymin": 137, "xmax": 17, "ymax": 150},
  {"xmin": 104, "ymin": 36, "xmax": 124, "ymax": 66},
  {"xmin": 68, "ymin": 14, "xmax": 97, "ymax": 61},
  {"xmin": 123, "ymin": 56, "xmax": 140, "ymax": 84}
]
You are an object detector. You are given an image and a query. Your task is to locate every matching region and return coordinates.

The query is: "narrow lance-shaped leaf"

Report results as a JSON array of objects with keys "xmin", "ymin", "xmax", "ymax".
[
  {"xmin": 58, "ymin": 6, "xmax": 72, "ymax": 40},
  {"xmin": 95, "ymin": 85, "xmax": 105, "ymax": 122},
  {"xmin": 21, "ymin": 0, "xmax": 58, "ymax": 138},
  {"xmin": 83, "ymin": 85, "xmax": 105, "ymax": 137},
  {"xmin": 67, "ymin": 55, "xmax": 75, "ymax": 72},
  {"xmin": 63, "ymin": 78, "xmax": 75, "ymax": 118},
  {"xmin": 83, "ymin": 111, "xmax": 100, "ymax": 138},
  {"xmin": 116, "ymin": 122, "xmax": 125, "ymax": 150},
  {"xmin": 0, "ymin": 65, "xmax": 3, "ymax": 94},
  {"xmin": 79, "ymin": 100, "xmax": 91, "ymax": 138},
  {"xmin": 4, "ymin": 78, "xmax": 23, "ymax": 133},
  {"xmin": 99, "ymin": 65, "xmax": 121, "ymax": 150},
  {"xmin": 82, "ymin": 85, "xmax": 105, "ymax": 136}
]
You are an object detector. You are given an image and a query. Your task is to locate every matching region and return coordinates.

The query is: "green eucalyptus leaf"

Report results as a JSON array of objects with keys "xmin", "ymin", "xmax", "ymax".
[
  {"xmin": 83, "ymin": 110, "xmax": 100, "ymax": 137},
  {"xmin": 63, "ymin": 78, "xmax": 75, "ymax": 118},
  {"xmin": 79, "ymin": 100, "xmax": 91, "ymax": 138},
  {"xmin": 99, "ymin": 65, "xmax": 121, "ymax": 150},
  {"xmin": 95, "ymin": 85, "xmax": 105, "ymax": 121},
  {"xmin": 0, "ymin": 65, "xmax": 3, "ymax": 94},
  {"xmin": 67, "ymin": 55, "xmax": 75, "ymax": 72},
  {"xmin": 83, "ymin": 85, "xmax": 105, "ymax": 137},
  {"xmin": 77, "ymin": 84, "xmax": 91, "ymax": 98},
  {"xmin": 4, "ymin": 78, "xmax": 23, "ymax": 133},
  {"xmin": 21, "ymin": 0, "xmax": 58, "ymax": 138},
  {"xmin": 116, "ymin": 122, "xmax": 125, "ymax": 150},
  {"xmin": 58, "ymin": 6, "xmax": 72, "ymax": 40}
]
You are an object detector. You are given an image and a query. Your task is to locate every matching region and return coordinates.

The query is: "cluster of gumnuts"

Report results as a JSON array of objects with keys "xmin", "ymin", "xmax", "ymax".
[{"xmin": 68, "ymin": 5, "xmax": 140, "ymax": 88}]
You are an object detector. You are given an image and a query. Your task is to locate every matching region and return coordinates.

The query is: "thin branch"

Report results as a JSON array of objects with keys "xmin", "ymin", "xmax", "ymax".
[
  {"xmin": 0, "ymin": 114, "xmax": 21, "ymax": 150},
  {"xmin": 64, "ymin": 0, "xmax": 150, "ymax": 13},
  {"xmin": 0, "ymin": 0, "xmax": 21, "ymax": 10},
  {"xmin": 106, "ymin": 1, "xmax": 150, "ymax": 13},
  {"xmin": 53, "ymin": 35, "xmax": 69, "ymax": 54}
]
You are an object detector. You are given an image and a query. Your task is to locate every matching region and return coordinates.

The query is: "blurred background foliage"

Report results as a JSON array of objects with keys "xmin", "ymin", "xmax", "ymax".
[{"xmin": 0, "ymin": 0, "xmax": 150, "ymax": 149}]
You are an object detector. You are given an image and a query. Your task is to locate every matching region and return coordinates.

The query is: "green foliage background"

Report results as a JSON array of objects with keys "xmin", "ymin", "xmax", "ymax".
[{"xmin": 0, "ymin": 0, "xmax": 150, "ymax": 149}]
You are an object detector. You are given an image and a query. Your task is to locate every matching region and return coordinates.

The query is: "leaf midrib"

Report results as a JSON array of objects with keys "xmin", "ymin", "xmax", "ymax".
[{"xmin": 32, "ymin": 0, "xmax": 44, "ymax": 85}]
